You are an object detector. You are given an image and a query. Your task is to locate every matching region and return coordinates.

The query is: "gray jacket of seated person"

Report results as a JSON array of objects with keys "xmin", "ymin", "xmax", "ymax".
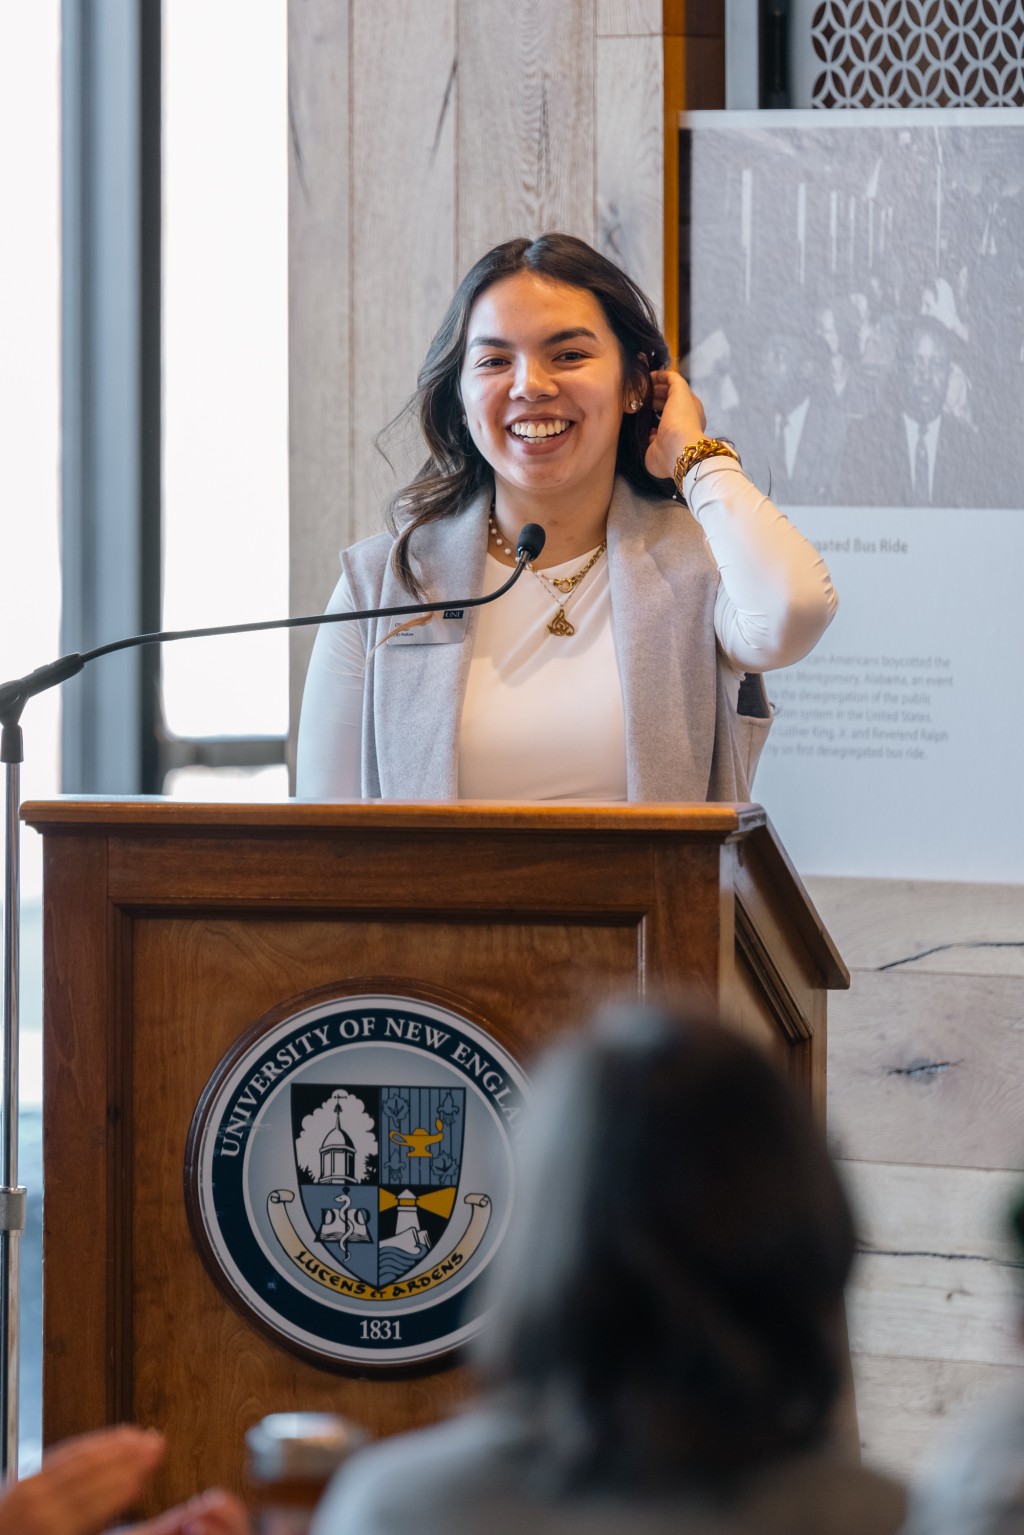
[
  {"xmin": 309, "ymin": 1405, "xmax": 907, "ymax": 1535},
  {"xmin": 339, "ymin": 476, "xmax": 773, "ymax": 803}
]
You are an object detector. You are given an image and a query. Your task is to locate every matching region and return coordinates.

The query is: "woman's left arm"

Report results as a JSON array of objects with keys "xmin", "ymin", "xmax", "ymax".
[
  {"xmin": 646, "ymin": 369, "xmax": 837, "ymax": 673},
  {"xmin": 685, "ymin": 456, "xmax": 838, "ymax": 672}
]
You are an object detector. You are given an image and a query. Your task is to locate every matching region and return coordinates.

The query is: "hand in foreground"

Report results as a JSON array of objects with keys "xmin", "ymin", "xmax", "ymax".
[
  {"xmin": 0, "ymin": 1426, "xmax": 251, "ymax": 1535},
  {"xmin": 125, "ymin": 1486, "xmax": 251, "ymax": 1535},
  {"xmin": 643, "ymin": 369, "xmax": 707, "ymax": 482},
  {"xmin": 0, "ymin": 1427, "xmax": 164, "ymax": 1535}
]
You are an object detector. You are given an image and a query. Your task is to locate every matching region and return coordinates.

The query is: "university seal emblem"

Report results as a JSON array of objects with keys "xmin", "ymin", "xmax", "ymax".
[{"xmin": 185, "ymin": 989, "xmax": 527, "ymax": 1368}]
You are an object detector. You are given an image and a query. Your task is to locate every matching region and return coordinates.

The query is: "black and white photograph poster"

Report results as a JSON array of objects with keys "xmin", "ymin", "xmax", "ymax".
[{"xmin": 683, "ymin": 108, "xmax": 1024, "ymax": 880}]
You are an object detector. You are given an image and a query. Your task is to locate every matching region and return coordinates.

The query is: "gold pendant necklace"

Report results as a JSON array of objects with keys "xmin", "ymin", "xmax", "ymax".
[
  {"xmin": 545, "ymin": 543, "xmax": 606, "ymax": 594},
  {"xmin": 546, "ymin": 606, "xmax": 576, "ymax": 638},
  {"xmin": 487, "ymin": 511, "xmax": 606, "ymax": 638},
  {"xmin": 528, "ymin": 543, "xmax": 607, "ymax": 637}
]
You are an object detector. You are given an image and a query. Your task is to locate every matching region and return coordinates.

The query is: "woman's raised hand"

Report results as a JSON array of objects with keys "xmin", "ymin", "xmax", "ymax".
[{"xmin": 643, "ymin": 370, "xmax": 707, "ymax": 482}]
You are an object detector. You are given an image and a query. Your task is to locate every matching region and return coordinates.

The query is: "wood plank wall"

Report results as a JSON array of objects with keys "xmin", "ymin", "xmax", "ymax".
[
  {"xmin": 287, "ymin": 0, "xmax": 1023, "ymax": 1484},
  {"xmin": 807, "ymin": 874, "xmax": 1024, "ymax": 1477}
]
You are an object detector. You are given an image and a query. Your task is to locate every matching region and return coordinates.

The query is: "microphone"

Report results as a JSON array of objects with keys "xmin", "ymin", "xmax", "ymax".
[
  {"xmin": 0, "ymin": 524, "xmax": 548, "ymax": 730},
  {"xmin": 516, "ymin": 523, "xmax": 546, "ymax": 563}
]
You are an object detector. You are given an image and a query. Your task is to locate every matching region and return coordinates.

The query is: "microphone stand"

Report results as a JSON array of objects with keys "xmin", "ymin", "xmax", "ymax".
[{"xmin": 0, "ymin": 524, "xmax": 544, "ymax": 1475}]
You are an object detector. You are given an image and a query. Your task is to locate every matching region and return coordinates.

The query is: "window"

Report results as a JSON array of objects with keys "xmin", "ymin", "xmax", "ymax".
[
  {"xmin": 0, "ymin": 0, "xmax": 61, "ymax": 1472},
  {"xmin": 162, "ymin": 0, "xmax": 289, "ymax": 799}
]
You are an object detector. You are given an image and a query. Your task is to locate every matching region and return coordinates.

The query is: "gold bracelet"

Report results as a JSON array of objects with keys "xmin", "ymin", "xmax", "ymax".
[{"xmin": 673, "ymin": 436, "xmax": 740, "ymax": 494}]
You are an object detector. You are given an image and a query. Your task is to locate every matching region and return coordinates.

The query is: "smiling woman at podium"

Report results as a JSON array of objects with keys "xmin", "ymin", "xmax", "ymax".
[{"xmin": 296, "ymin": 233, "xmax": 836, "ymax": 803}]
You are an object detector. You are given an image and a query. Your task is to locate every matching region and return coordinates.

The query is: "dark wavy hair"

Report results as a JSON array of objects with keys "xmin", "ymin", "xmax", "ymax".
[
  {"xmin": 384, "ymin": 233, "xmax": 674, "ymax": 594},
  {"xmin": 474, "ymin": 1002, "xmax": 857, "ymax": 1494}
]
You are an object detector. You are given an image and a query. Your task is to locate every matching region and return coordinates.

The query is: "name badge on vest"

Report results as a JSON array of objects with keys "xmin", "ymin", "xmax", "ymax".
[{"xmin": 385, "ymin": 609, "xmax": 469, "ymax": 645}]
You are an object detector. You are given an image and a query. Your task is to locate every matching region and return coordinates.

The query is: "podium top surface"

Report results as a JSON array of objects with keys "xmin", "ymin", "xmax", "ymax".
[
  {"xmin": 22, "ymin": 796, "xmax": 765, "ymax": 834},
  {"xmin": 21, "ymin": 797, "xmax": 848, "ymax": 988}
]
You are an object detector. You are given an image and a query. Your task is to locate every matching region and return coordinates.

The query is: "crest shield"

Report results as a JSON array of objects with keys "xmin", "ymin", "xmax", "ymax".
[{"xmin": 291, "ymin": 1084, "xmax": 465, "ymax": 1291}]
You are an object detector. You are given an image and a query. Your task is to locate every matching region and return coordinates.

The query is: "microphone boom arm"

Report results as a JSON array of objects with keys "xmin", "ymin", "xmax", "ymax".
[
  {"xmin": 0, "ymin": 523, "xmax": 545, "ymax": 1476},
  {"xmin": 0, "ymin": 526, "xmax": 545, "ymax": 729}
]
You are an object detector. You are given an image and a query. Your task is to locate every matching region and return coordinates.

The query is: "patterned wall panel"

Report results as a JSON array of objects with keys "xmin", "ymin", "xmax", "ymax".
[{"xmin": 811, "ymin": 0, "xmax": 1024, "ymax": 107}]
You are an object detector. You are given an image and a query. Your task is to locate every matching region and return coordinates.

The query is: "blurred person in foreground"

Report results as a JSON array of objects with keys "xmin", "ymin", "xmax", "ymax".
[
  {"xmin": 0, "ymin": 1426, "xmax": 249, "ymax": 1535},
  {"xmin": 902, "ymin": 1187, "xmax": 1024, "ymax": 1535},
  {"xmin": 311, "ymin": 1004, "xmax": 906, "ymax": 1535}
]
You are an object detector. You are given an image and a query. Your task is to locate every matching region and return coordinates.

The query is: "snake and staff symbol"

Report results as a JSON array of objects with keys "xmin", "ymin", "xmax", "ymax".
[{"xmin": 317, "ymin": 1193, "xmax": 371, "ymax": 1258}]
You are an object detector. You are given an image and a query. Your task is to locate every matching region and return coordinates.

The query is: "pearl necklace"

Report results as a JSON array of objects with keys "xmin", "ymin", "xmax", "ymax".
[{"xmin": 488, "ymin": 516, "xmax": 514, "ymax": 558}]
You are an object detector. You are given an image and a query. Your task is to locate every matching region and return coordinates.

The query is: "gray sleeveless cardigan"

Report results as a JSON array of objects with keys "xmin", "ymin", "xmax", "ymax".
[{"xmin": 341, "ymin": 478, "xmax": 771, "ymax": 802}]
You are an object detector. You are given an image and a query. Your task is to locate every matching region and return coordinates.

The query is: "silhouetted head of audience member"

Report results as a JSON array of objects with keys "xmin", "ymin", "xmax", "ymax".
[
  {"xmin": 475, "ymin": 1002, "xmax": 857, "ymax": 1494},
  {"xmin": 902, "ymin": 316, "xmax": 952, "ymax": 425}
]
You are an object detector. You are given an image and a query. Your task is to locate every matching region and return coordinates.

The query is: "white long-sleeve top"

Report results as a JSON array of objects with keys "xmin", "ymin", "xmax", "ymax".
[{"xmin": 295, "ymin": 459, "xmax": 836, "ymax": 801}]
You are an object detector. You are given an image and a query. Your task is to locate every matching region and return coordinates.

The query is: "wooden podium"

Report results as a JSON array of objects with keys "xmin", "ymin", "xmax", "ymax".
[{"xmin": 22, "ymin": 798, "xmax": 847, "ymax": 1512}]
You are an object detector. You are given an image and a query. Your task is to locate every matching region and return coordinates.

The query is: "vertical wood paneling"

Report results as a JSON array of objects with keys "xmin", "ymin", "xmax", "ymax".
[
  {"xmin": 665, "ymin": 0, "xmax": 727, "ymax": 356},
  {"xmin": 597, "ymin": 0, "xmax": 662, "ymax": 32},
  {"xmin": 43, "ymin": 838, "xmax": 117, "ymax": 1440},
  {"xmin": 456, "ymin": 0, "xmax": 596, "ymax": 271},
  {"xmin": 349, "ymin": 0, "xmax": 456, "ymax": 530},
  {"xmin": 287, "ymin": 1, "xmax": 351, "ymax": 746},
  {"xmin": 662, "ymin": 6, "xmax": 684, "ymax": 358},
  {"xmin": 679, "ymin": 31, "xmax": 726, "ymax": 107},
  {"xmin": 597, "ymin": 34, "xmax": 664, "ymax": 322}
]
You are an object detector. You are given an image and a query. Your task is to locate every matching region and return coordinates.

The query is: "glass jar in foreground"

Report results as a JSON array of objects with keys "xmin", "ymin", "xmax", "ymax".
[{"xmin": 245, "ymin": 1411, "xmax": 367, "ymax": 1535}]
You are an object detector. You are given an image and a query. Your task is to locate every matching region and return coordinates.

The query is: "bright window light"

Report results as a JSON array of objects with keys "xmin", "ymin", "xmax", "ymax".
[{"xmin": 162, "ymin": 0, "xmax": 288, "ymax": 741}]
